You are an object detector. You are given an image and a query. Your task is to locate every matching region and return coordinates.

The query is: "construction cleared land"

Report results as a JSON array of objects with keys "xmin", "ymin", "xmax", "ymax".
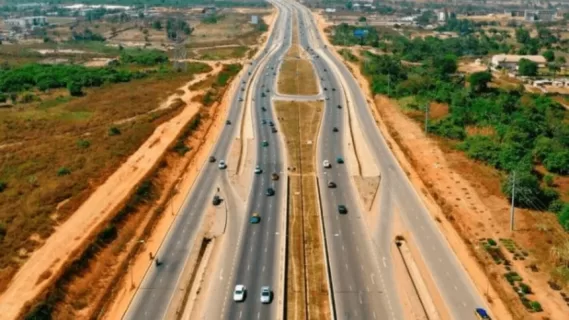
[{"xmin": 276, "ymin": 100, "xmax": 330, "ymax": 320}]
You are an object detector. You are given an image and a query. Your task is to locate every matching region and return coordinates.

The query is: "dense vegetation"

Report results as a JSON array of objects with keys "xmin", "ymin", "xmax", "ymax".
[
  {"xmin": 359, "ymin": 34, "xmax": 569, "ymax": 230},
  {"xmin": 119, "ymin": 49, "xmax": 169, "ymax": 65},
  {"xmin": 0, "ymin": 64, "xmax": 145, "ymax": 97}
]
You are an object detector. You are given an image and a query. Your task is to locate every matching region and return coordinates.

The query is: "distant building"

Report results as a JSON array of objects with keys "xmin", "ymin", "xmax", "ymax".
[
  {"xmin": 251, "ymin": 15, "xmax": 258, "ymax": 24},
  {"xmin": 524, "ymin": 10, "xmax": 556, "ymax": 22},
  {"xmin": 491, "ymin": 54, "xmax": 547, "ymax": 71},
  {"xmin": 5, "ymin": 16, "xmax": 47, "ymax": 29},
  {"xmin": 325, "ymin": 8, "xmax": 336, "ymax": 13}
]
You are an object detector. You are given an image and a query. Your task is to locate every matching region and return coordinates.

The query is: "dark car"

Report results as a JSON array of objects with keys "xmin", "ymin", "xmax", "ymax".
[
  {"xmin": 261, "ymin": 107, "xmax": 267, "ymax": 111},
  {"xmin": 271, "ymin": 127, "xmax": 278, "ymax": 133},
  {"xmin": 212, "ymin": 195, "xmax": 222, "ymax": 206},
  {"xmin": 333, "ymin": 127, "xmax": 338, "ymax": 132},
  {"xmin": 271, "ymin": 172, "xmax": 279, "ymax": 181},
  {"xmin": 338, "ymin": 205, "xmax": 348, "ymax": 214},
  {"xmin": 337, "ymin": 104, "xmax": 342, "ymax": 109},
  {"xmin": 328, "ymin": 181, "xmax": 336, "ymax": 188},
  {"xmin": 323, "ymin": 87, "xmax": 328, "ymax": 91},
  {"xmin": 209, "ymin": 156, "xmax": 216, "ymax": 163},
  {"xmin": 336, "ymin": 157, "xmax": 344, "ymax": 164},
  {"xmin": 332, "ymin": 88, "xmax": 336, "ymax": 91},
  {"xmin": 265, "ymin": 187, "xmax": 275, "ymax": 196},
  {"xmin": 226, "ymin": 120, "xmax": 231, "ymax": 125},
  {"xmin": 269, "ymin": 121, "xmax": 274, "ymax": 126}
]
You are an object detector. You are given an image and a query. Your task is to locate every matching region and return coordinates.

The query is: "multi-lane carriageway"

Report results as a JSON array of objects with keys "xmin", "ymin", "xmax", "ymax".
[{"xmin": 124, "ymin": 0, "xmax": 490, "ymax": 319}]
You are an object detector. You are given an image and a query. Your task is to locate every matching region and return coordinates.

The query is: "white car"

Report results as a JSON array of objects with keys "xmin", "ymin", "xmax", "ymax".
[
  {"xmin": 254, "ymin": 165, "xmax": 262, "ymax": 174},
  {"xmin": 218, "ymin": 160, "xmax": 227, "ymax": 169},
  {"xmin": 260, "ymin": 286, "xmax": 272, "ymax": 304},
  {"xmin": 323, "ymin": 160, "xmax": 331, "ymax": 168},
  {"xmin": 233, "ymin": 284, "xmax": 246, "ymax": 302}
]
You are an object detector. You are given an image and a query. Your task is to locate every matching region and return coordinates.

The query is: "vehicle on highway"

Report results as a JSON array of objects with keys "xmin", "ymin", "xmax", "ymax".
[
  {"xmin": 474, "ymin": 308, "xmax": 491, "ymax": 320},
  {"xmin": 332, "ymin": 88, "xmax": 336, "ymax": 91},
  {"xmin": 336, "ymin": 157, "xmax": 344, "ymax": 164},
  {"xmin": 241, "ymin": 87, "xmax": 245, "ymax": 92},
  {"xmin": 337, "ymin": 104, "xmax": 342, "ymax": 109},
  {"xmin": 261, "ymin": 106, "xmax": 267, "ymax": 112},
  {"xmin": 233, "ymin": 285, "xmax": 246, "ymax": 302},
  {"xmin": 326, "ymin": 97, "xmax": 330, "ymax": 100},
  {"xmin": 262, "ymin": 119, "xmax": 267, "ymax": 124},
  {"xmin": 260, "ymin": 286, "xmax": 272, "ymax": 304},
  {"xmin": 323, "ymin": 87, "xmax": 327, "ymax": 91},
  {"xmin": 226, "ymin": 120, "xmax": 231, "ymax": 125},
  {"xmin": 265, "ymin": 187, "xmax": 275, "ymax": 196},
  {"xmin": 338, "ymin": 205, "xmax": 348, "ymax": 214},
  {"xmin": 327, "ymin": 181, "xmax": 336, "ymax": 188},
  {"xmin": 239, "ymin": 97, "xmax": 243, "ymax": 102},
  {"xmin": 323, "ymin": 160, "xmax": 331, "ymax": 168},
  {"xmin": 262, "ymin": 140, "xmax": 269, "ymax": 147},
  {"xmin": 250, "ymin": 213, "xmax": 261, "ymax": 224},
  {"xmin": 218, "ymin": 160, "xmax": 227, "ymax": 169},
  {"xmin": 255, "ymin": 165, "xmax": 263, "ymax": 174},
  {"xmin": 212, "ymin": 195, "xmax": 222, "ymax": 206},
  {"xmin": 209, "ymin": 156, "xmax": 216, "ymax": 163},
  {"xmin": 269, "ymin": 121, "xmax": 274, "ymax": 126},
  {"xmin": 333, "ymin": 127, "xmax": 338, "ymax": 132},
  {"xmin": 271, "ymin": 172, "xmax": 279, "ymax": 181},
  {"xmin": 271, "ymin": 127, "xmax": 278, "ymax": 133}
]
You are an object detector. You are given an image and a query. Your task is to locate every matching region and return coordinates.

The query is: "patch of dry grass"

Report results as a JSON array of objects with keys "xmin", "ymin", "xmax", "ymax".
[
  {"xmin": 276, "ymin": 100, "xmax": 330, "ymax": 320},
  {"xmin": 0, "ymin": 63, "xmax": 212, "ymax": 287},
  {"xmin": 278, "ymin": 59, "xmax": 318, "ymax": 95}
]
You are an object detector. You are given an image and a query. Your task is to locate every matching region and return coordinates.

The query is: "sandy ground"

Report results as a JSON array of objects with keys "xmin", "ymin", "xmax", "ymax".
[
  {"xmin": 352, "ymin": 176, "xmax": 380, "ymax": 211},
  {"xmin": 0, "ymin": 63, "xmax": 227, "ymax": 319},
  {"xmin": 312, "ymin": 11, "xmax": 518, "ymax": 320}
]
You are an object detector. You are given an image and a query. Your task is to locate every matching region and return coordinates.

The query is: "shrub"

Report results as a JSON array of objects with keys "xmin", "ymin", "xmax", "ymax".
[
  {"xmin": 108, "ymin": 126, "xmax": 121, "ymax": 136},
  {"xmin": 544, "ymin": 174, "xmax": 554, "ymax": 187},
  {"xmin": 76, "ymin": 139, "xmax": 91, "ymax": 149},
  {"xmin": 0, "ymin": 93, "xmax": 6, "ymax": 103},
  {"xmin": 519, "ymin": 283, "xmax": 532, "ymax": 294},
  {"xmin": 544, "ymin": 150, "xmax": 569, "ymax": 175},
  {"xmin": 529, "ymin": 301, "xmax": 542, "ymax": 312},
  {"xmin": 57, "ymin": 167, "xmax": 71, "ymax": 176},
  {"xmin": 67, "ymin": 81, "xmax": 83, "ymax": 96},
  {"xmin": 0, "ymin": 181, "xmax": 6, "ymax": 193},
  {"xmin": 488, "ymin": 238, "xmax": 497, "ymax": 246},
  {"xmin": 558, "ymin": 205, "xmax": 569, "ymax": 231}
]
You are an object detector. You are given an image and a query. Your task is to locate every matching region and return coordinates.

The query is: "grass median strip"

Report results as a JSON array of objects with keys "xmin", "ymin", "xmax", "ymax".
[{"xmin": 276, "ymin": 100, "xmax": 330, "ymax": 320}]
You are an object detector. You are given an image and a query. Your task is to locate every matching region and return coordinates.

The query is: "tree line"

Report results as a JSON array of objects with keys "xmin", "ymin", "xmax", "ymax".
[{"xmin": 359, "ymin": 35, "xmax": 569, "ymax": 230}]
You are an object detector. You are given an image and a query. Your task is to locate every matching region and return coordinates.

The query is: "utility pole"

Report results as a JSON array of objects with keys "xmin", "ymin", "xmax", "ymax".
[
  {"xmin": 424, "ymin": 103, "xmax": 429, "ymax": 134},
  {"xmin": 510, "ymin": 171, "xmax": 516, "ymax": 232}
]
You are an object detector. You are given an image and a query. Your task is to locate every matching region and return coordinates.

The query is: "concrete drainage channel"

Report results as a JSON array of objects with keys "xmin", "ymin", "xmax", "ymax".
[{"xmin": 395, "ymin": 236, "xmax": 440, "ymax": 320}]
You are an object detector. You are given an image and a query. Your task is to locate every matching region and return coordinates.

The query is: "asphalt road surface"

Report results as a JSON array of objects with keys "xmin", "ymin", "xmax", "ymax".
[
  {"xmin": 203, "ymin": 1, "xmax": 292, "ymax": 319},
  {"xmin": 292, "ymin": 2, "xmax": 489, "ymax": 319},
  {"xmin": 122, "ymin": 3, "xmax": 290, "ymax": 319}
]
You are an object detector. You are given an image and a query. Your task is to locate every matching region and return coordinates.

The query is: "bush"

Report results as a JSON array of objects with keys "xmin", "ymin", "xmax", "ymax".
[
  {"xmin": 549, "ymin": 199, "xmax": 564, "ymax": 213},
  {"xmin": 0, "ymin": 222, "xmax": 6, "ymax": 240},
  {"xmin": 519, "ymin": 282, "xmax": 532, "ymax": 294},
  {"xmin": 0, "ymin": 181, "xmax": 6, "ymax": 193},
  {"xmin": 458, "ymin": 135, "xmax": 500, "ymax": 166},
  {"xmin": 57, "ymin": 167, "xmax": 71, "ymax": 176},
  {"xmin": 0, "ymin": 93, "xmax": 6, "ymax": 103},
  {"xmin": 76, "ymin": 139, "xmax": 91, "ymax": 149},
  {"xmin": 529, "ymin": 301, "xmax": 542, "ymax": 312},
  {"xmin": 544, "ymin": 174, "xmax": 554, "ymax": 187},
  {"xmin": 558, "ymin": 205, "xmax": 569, "ymax": 231},
  {"xmin": 108, "ymin": 126, "xmax": 121, "ymax": 136},
  {"xmin": 501, "ymin": 170, "xmax": 545, "ymax": 208},
  {"xmin": 543, "ymin": 150, "xmax": 569, "ymax": 175},
  {"xmin": 67, "ymin": 81, "xmax": 83, "ymax": 96}
]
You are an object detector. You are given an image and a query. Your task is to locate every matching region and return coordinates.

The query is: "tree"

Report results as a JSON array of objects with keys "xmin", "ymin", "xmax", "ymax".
[
  {"xmin": 67, "ymin": 81, "xmax": 83, "ymax": 96},
  {"xmin": 515, "ymin": 27, "xmax": 531, "ymax": 44},
  {"xmin": 543, "ymin": 49, "xmax": 555, "ymax": 62},
  {"xmin": 416, "ymin": 10, "xmax": 435, "ymax": 26},
  {"xmin": 544, "ymin": 150, "xmax": 569, "ymax": 175},
  {"xmin": 358, "ymin": 16, "xmax": 367, "ymax": 23},
  {"xmin": 434, "ymin": 54, "xmax": 458, "ymax": 76},
  {"xmin": 501, "ymin": 170, "xmax": 544, "ymax": 208},
  {"xmin": 468, "ymin": 71, "xmax": 492, "ymax": 92},
  {"xmin": 152, "ymin": 20, "xmax": 162, "ymax": 30},
  {"xmin": 548, "ymin": 62, "xmax": 560, "ymax": 78},
  {"xmin": 346, "ymin": 1, "xmax": 353, "ymax": 10},
  {"xmin": 518, "ymin": 58, "xmax": 538, "ymax": 76}
]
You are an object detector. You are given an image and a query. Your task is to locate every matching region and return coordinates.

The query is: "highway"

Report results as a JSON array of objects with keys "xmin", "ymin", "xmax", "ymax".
[
  {"xmin": 294, "ymin": 5, "xmax": 399, "ymax": 320},
  {"xmin": 121, "ymin": 2, "xmax": 289, "ymax": 319},
  {"xmin": 197, "ymin": 1, "xmax": 292, "ymax": 319},
  {"xmin": 292, "ymin": 2, "xmax": 489, "ymax": 319}
]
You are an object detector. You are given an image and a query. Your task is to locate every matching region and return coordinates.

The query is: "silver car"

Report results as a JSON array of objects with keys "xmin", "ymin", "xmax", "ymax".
[{"xmin": 260, "ymin": 286, "xmax": 272, "ymax": 304}]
